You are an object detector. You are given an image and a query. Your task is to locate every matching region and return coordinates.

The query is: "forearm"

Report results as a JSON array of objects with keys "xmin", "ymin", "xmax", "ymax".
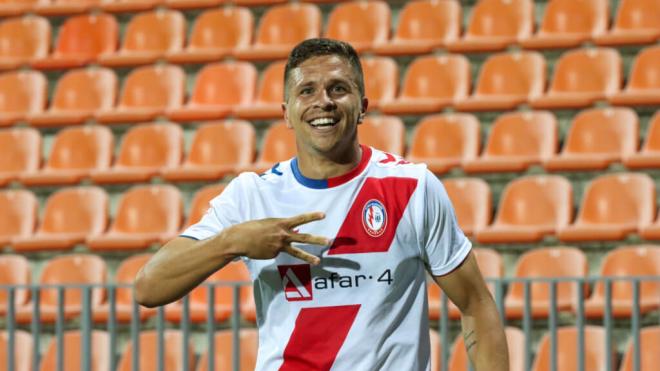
[{"xmin": 461, "ymin": 294, "xmax": 509, "ymax": 371}]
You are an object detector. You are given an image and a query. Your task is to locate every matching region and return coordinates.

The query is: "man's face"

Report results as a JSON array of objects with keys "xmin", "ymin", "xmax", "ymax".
[{"xmin": 283, "ymin": 55, "xmax": 368, "ymax": 157}]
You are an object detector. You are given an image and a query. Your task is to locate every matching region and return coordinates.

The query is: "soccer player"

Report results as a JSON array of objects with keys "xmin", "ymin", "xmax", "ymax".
[{"xmin": 135, "ymin": 38, "xmax": 509, "ymax": 370}]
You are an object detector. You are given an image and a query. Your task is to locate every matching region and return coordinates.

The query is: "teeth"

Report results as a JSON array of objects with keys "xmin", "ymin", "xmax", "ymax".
[{"xmin": 310, "ymin": 117, "xmax": 336, "ymax": 127}]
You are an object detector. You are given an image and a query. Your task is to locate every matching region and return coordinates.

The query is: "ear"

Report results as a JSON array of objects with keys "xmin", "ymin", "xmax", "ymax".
[
  {"xmin": 358, "ymin": 97, "xmax": 369, "ymax": 124},
  {"xmin": 282, "ymin": 102, "xmax": 293, "ymax": 129}
]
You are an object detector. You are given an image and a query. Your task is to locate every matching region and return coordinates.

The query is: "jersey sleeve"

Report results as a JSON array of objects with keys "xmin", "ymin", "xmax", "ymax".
[{"xmin": 421, "ymin": 171, "xmax": 472, "ymax": 276}]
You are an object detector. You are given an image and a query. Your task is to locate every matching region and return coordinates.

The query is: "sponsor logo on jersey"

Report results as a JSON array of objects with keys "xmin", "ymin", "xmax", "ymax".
[
  {"xmin": 278, "ymin": 264, "xmax": 313, "ymax": 301},
  {"xmin": 362, "ymin": 199, "xmax": 387, "ymax": 237}
]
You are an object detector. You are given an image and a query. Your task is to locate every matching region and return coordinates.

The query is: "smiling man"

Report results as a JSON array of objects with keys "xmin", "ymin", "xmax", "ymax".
[{"xmin": 135, "ymin": 38, "xmax": 509, "ymax": 370}]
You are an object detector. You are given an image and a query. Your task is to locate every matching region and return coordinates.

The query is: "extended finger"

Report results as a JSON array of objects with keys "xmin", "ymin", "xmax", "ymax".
[
  {"xmin": 288, "ymin": 233, "xmax": 330, "ymax": 246},
  {"xmin": 283, "ymin": 245, "xmax": 321, "ymax": 266},
  {"xmin": 285, "ymin": 212, "xmax": 326, "ymax": 228}
]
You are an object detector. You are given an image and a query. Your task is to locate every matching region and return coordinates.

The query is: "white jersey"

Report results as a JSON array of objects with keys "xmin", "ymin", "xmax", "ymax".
[{"xmin": 182, "ymin": 145, "xmax": 471, "ymax": 371}]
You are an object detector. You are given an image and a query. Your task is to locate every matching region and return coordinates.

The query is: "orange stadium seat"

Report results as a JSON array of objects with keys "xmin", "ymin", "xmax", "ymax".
[
  {"xmin": 27, "ymin": 67, "xmax": 117, "ymax": 127},
  {"xmin": 358, "ymin": 116, "xmax": 405, "ymax": 156},
  {"xmin": 558, "ymin": 173, "xmax": 655, "ymax": 242},
  {"xmin": 324, "ymin": 0, "xmax": 391, "ymax": 53},
  {"xmin": 0, "ymin": 255, "xmax": 30, "ymax": 316},
  {"xmin": 373, "ymin": 0, "xmax": 461, "ymax": 56},
  {"xmin": 32, "ymin": 0, "xmax": 107, "ymax": 16},
  {"xmin": 162, "ymin": 120, "xmax": 255, "ymax": 182},
  {"xmin": 165, "ymin": 0, "xmax": 222, "ymax": 10},
  {"xmin": 609, "ymin": 46, "xmax": 660, "ymax": 107},
  {"xmin": 101, "ymin": 0, "xmax": 161, "ymax": 13},
  {"xmin": 406, "ymin": 113, "xmax": 480, "ymax": 174},
  {"xmin": 117, "ymin": 330, "xmax": 195, "ymax": 371},
  {"xmin": 20, "ymin": 126, "xmax": 113, "ymax": 186},
  {"xmin": 521, "ymin": 0, "xmax": 609, "ymax": 50},
  {"xmin": 197, "ymin": 329, "xmax": 259, "ymax": 371},
  {"xmin": 241, "ymin": 120, "xmax": 296, "ymax": 174},
  {"xmin": 184, "ymin": 184, "xmax": 225, "ymax": 228},
  {"xmin": 235, "ymin": 0, "xmax": 285, "ymax": 5},
  {"xmin": 32, "ymin": 14, "xmax": 117, "ymax": 70},
  {"xmin": 619, "ymin": 326, "xmax": 660, "ymax": 371},
  {"xmin": 95, "ymin": 65, "xmax": 185, "ymax": 125},
  {"xmin": 0, "ymin": 330, "xmax": 32, "ymax": 371},
  {"xmin": 11, "ymin": 187, "xmax": 107, "ymax": 252},
  {"xmin": 0, "ymin": 15, "xmax": 50, "ymax": 70},
  {"xmin": 449, "ymin": 327, "xmax": 524, "ymax": 371},
  {"xmin": 0, "ymin": 0, "xmax": 44, "ymax": 16},
  {"xmin": 595, "ymin": 0, "xmax": 660, "ymax": 46},
  {"xmin": 456, "ymin": 51, "xmax": 546, "ymax": 111},
  {"xmin": 447, "ymin": 0, "xmax": 534, "ymax": 53},
  {"xmin": 624, "ymin": 111, "xmax": 660, "ymax": 169},
  {"xmin": 380, "ymin": 55, "xmax": 470, "ymax": 115},
  {"xmin": 166, "ymin": 7, "xmax": 252, "ymax": 64},
  {"xmin": 463, "ymin": 111, "xmax": 558, "ymax": 173},
  {"xmin": 532, "ymin": 326, "xmax": 614, "ymax": 371},
  {"xmin": 442, "ymin": 178, "xmax": 491, "ymax": 237},
  {"xmin": 582, "ymin": 245, "xmax": 660, "ymax": 318},
  {"xmin": 0, "ymin": 128, "xmax": 41, "ymax": 186},
  {"xmin": 234, "ymin": 60, "xmax": 286, "ymax": 120},
  {"xmin": 166, "ymin": 61, "xmax": 257, "ymax": 122},
  {"xmin": 360, "ymin": 56, "xmax": 398, "ymax": 111},
  {"xmin": 234, "ymin": 3, "xmax": 321, "ymax": 61},
  {"xmin": 0, "ymin": 71, "xmax": 47, "ymax": 126},
  {"xmin": 90, "ymin": 123, "xmax": 182, "ymax": 184},
  {"xmin": 15, "ymin": 254, "xmax": 106, "ymax": 324},
  {"xmin": 544, "ymin": 107, "xmax": 639, "ymax": 171},
  {"xmin": 530, "ymin": 48, "xmax": 622, "ymax": 109},
  {"xmin": 39, "ymin": 330, "xmax": 109, "ymax": 371},
  {"xmin": 429, "ymin": 329, "xmax": 441, "ymax": 371},
  {"xmin": 87, "ymin": 185, "xmax": 183, "ymax": 251},
  {"xmin": 98, "ymin": 9, "xmax": 185, "ymax": 67},
  {"xmin": 0, "ymin": 190, "xmax": 37, "ymax": 247}
]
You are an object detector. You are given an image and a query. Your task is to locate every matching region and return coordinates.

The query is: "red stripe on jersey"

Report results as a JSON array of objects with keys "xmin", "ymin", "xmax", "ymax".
[
  {"xmin": 279, "ymin": 304, "xmax": 361, "ymax": 371},
  {"xmin": 329, "ymin": 177, "xmax": 418, "ymax": 254}
]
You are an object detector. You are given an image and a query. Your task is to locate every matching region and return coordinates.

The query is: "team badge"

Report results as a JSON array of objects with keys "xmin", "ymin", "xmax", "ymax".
[{"xmin": 362, "ymin": 199, "xmax": 387, "ymax": 237}]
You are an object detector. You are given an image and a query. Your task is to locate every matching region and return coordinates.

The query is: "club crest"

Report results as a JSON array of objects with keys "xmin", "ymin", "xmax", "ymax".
[{"xmin": 362, "ymin": 199, "xmax": 387, "ymax": 237}]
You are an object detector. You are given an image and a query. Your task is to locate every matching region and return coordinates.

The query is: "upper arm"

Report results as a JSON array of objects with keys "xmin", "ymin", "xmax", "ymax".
[{"xmin": 432, "ymin": 251, "xmax": 492, "ymax": 314}]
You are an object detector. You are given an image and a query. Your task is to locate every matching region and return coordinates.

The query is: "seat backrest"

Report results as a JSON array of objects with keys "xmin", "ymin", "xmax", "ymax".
[
  {"xmin": 197, "ymin": 329, "xmax": 259, "ymax": 371},
  {"xmin": 473, "ymin": 248, "xmax": 504, "ymax": 279},
  {"xmin": 0, "ymin": 255, "xmax": 31, "ymax": 309},
  {"xmin": 46, "ymin": 126, "xmax": 113, "ymax": 171},
  {"xmin": 361, "ymin": 56, "xmax": 398, "ymax": 106},
  {"xmin": 114, "ymin": 253, "xmax": 152, "ymax": 305},
  {"xmin": 399, "ymin": 55, "xmax": 471, "ymax": 100},
  {"xmin": 117, "ymin": 330, "xmax": 195, "ymax": 371},
  {"xmin": 188, "ymin": 7, "xmax": 253, "ymax": 50},
  {"xmin": 641, "ymin": 111, "xmax": 660, "ymax": 151},
  {"xmin": 254, "ymin": 3, "xmax": 321, "ymax": 46},
  {"xmin": 449, "ymin": 327, "xmax": 525, "ymax": 371},
  {"xmin": 186, "ymin": 184, "xmax": 226, "ymax": 228},
  {"xmin": 474, "ymin": 51, "xmax": 545, "ymax": 98},
  {"xmin": 561, "ymin": 107, "xmax": 638, "ymax": 156},
  {"xmin": 442, "ymin": 178, "xmax": 491, "ymax": 234},
  {"xmin": 0, "ymin": 70, "xmax": 47, "ymax": 116},
  {"xmin": 257, "ymin": 121, "xmax": 296, "ymax": 164},
  {"xmin": 394, "ymin": 0, "xmax": 461, "ymax": 43},
  {"xmin": 121, "ymin": 9, "xmax": 185, "ymax": 53},
  {"xmin": 118, "ymin": 64, "xmax": 185, "ymax": 110},
  {"xmin": 187, "ymin": 120, "xmax": 255, "ymax": 167},
  {"xmin": 0, "ymin": 330, "xmax": 32, "ymax": 371},
  {"xmin": 538, "ymin": 0, "xmax": 609, "ymax": 35},
  {"xmin": 465, "ymin": 0, "xmax": 534, "ymax": 39},
  {"xmin": 614, "ymin": 0, "xmax": 660, "ymax": 31},
  {"xmin": 0, "ymin": 15, "xmax": 50, "ymax": 60},
  {"xmin": 619, "ymin": 326, "xmax": 660, "ymax": 371},
  {"xmin": 325, "ymin": 0, "xmax": 391, "ymax": 46},
  {"xmin": 0, "ymin": 127, "xmax": 41, "ymax": 174},
  {"xmin": 112, "ymin": 185, "xmax": 183, "ymax": 234},
  {"xmin": 50, "ymin": 68, "xmax": 117, "ymax": 112},
  {"xmin": 189, "ymin": 62, "xmax": 257, "ymax": 106},
  {"xmin": 38, "ymin": 186, "xmax": 108, "ymax": 236},
  {"xmin": 115, "ymin": 122, "xmax": 183, "ymax": 168},
  {"xmin": 54, "ymin": 14, "xmax": 117, "ymax": 58},
  {"xmin": 548, "ymin": 48, "xmax": 622, "ymax": 94},
  {"xmin": 532, "ymin": 326, "xmax": 612, "ymax": 371},
  {"xmin": 254, "ymin": 60, "xmax": 285, "ymax": 104},
  {"xmin": 188, "ymin": 261, "xmax": 251, "ymax": 308},
  {"xmin": 483, "ymin": 110, "xmax": 557, "ymax": 158},
  {"xmin": 626, "ymin": 46, "xmax": 660, "ymax": 90},
  {"xmin": 39, "ymin": 254, "xmax": 106, "ymax": 308},
  {"xmin": 0, "ymin": 190, "xmax": 37, "ymax": 242},
  {"xmin": 39, "ymin": 331, "xmax": 109, "ymax": 371},
  {"xmin": 408, "ymin": 113, "xmax": 480, "ymax": 162},
  {"xmin": 358, "ymin": 116, "xmax": 405, "ymax": 155}
]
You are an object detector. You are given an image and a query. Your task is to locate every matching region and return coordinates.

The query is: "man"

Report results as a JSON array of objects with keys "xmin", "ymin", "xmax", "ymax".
[{"xmin": 135, "ymin": 38, "xmax": 509, "ymax": 370}]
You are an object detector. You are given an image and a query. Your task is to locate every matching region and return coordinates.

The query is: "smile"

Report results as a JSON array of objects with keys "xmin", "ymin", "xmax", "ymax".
[{"xmin": 308, "ymin": 117, "xmax": 339, "ymax": 127}]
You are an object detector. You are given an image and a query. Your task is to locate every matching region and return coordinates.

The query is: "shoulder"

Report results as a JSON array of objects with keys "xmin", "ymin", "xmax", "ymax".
[{"xmin": 367, "ymin": 147, "xmax": 431, "ymax": 181}]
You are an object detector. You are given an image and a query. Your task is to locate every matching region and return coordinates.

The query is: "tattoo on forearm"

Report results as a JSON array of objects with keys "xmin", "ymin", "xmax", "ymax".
[{"xmin": 463, "ymin": 330, "xmax": 477, "ymax": 352}]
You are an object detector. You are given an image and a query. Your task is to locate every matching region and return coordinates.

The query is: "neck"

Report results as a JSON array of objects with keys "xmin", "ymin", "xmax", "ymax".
[{"xmin": 296, "ymin": 142, "xmax": 363, "ymax": 180}]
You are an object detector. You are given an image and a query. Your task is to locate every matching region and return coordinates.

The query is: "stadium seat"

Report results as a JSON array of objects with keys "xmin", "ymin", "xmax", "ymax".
[
  {"xmin": 39, "ymin": 330, "xmax": 109, "ymax": 371},
  {"xmin": 544, "ymin": 107, "xmax": 639, "ymax": 171},
  {"xmin": 0, "ymin": 128, "xmax": 41, "ymax": 186},
  {"xmin": 558, "ymin": 173, "xmax": 655, "ymax": 242},
  {"xmin": 530, "ymin": 48, "xmax": 622, "ymax": 109},
  {"xmin": 429, "ymin": 329, "xmax": 441, "ymax": 371},
  {"xmin": 235, "ymin": 0, "xmax": 285, "ymax": 5},
  {"xmin": 165, "ymin": 0, "xmax": 222, "ymax": 10},
  {"xmin": 241, "ymin": 120, "xmax": 296, "ymax": 174},
  {"xmin": 582, "ymin": 245, "xmax": 660, "ymax": 318},
  {"xmin": 233, "ymin": 3, "xmax": 321, "ymax": 61},
  {"xmin": 0, "ymin": 255, "xmax": 30, "ymax": 316},
  {"xmin": 234, "ymin": 60, "xmax": 286, "ymax": 120},
  {"xmin": 19, "ymin": 126, "xmax": 113, "ymax": 186},
  {"xmin": 87, "ymin": 185, "xmax": 182, "ymax": 251},
  {"xmin": 609, "ymin": 46, "xmax": 660, "ymax": 106},
  {"xmin": 463, "ymin": 111, "xmax": 558, "ymax": 173},
  {"xmin": 0, "ymin": 0, "xmax": 43, "ymax": 16},
  {"xmin": 196, "ymin": 329, "xmax": 258, "ymax": 371},
  {"xmin": 116, "ymin": 330, "xmax": 195, "ymax": 371},
  {"xmin": 625, "ymin": 111, "xmax": 660, "ymax": 169},
  {"xmin": 0, "ymin": 330, "xmax": 31, "ymax": 371},
  {"xmin": 0, "ymin": 70, "xmax": 47, "ymax": 126},
  {"xmin": 324, "ymin": 0, "xmax": 391, "ymax": 53},
  {"xmin": 447, "ymin": 0, "xmax": 534, "ymax": 53},
  {"xmin": 166, "ymin": 7, "xmax": 253, "ymax": 64},
  {"xmin": 456, "ymin": 51, "xmax": 546, "ymax": 111},
  {"xmin": 0, "ymin": 15, "xmax": 50, "ymax": 70},
  {"xmin": 619, "ymin": 326, "xmax": 660, "ymax": 371},
  {"xmin": 166, "ymin": 61, "xmax": 257, "ymax": 122},
  {"xmin": 441, "ymin": 178, "xmax": 491, "ymax": 237},
  {"xmin": 373, "ymin": 0, "xmax": 461, "ymax": 56},
  {"xmin": 161, "ymin": 120, "xmax": 256, "ymax": 182},
  {"xmin": 0, "ymin": 190, "xmax": 36, "ymax": 247},
  {"xmin": 406, "ymin": 113, "xmax": 480, "ymax": 174},
  {"xmin": 595, "ymin": 0, "xmax": 660, "ymax": 46},
  {"xmin": 95, "ymin": 65, "xmax": 185, "ymax": 125},
  {"xmin": 380, "ymin": 55, "xmax": 470, "ymax": 115},
  {"xmin": 11, "ymin": 187, "xmax": 107, "ymax": 252},
  {"xmin": 184, "ymin": 184, "xmax": 225, "ymax": 228},
  {"xmin": 449, "ymin": 327, "xmax": 524, "ymax": 371},
  {"xmin": 90, "ymin": 122, "xmax": 182, "ymax": 184},
  {"xmin": 32, "ymin": 0, "xmax": 105, "ymax": 16},
  {"xmin": 521, "ymin": 0, "xmax": 609, "ymax": 49},
  {"xmin": 98, "ymin": 9, "xmax": 185, "ymax": 67},
  {"xmin": 15, "ymin": 254, "xmax": 106, "ymax": 324},
  {"xmin": 360, "ymin": 56, "xmax": 398, "ymax": 111},
  {"xmin": 532, "ymin": 326, "xmax": 614, "ymax": 371},
  {"xmin": 27, "ymin": 67, "xmax": 117, "ymax": 127},
  {"xmin": 358, "ymin": 116, "xmax": 405, "ymax": 156},
  {"xmin": 101, "ymin": 0, "xmax": 161, "ymax": 13},
  {"xmin": 31, "ymin": 14, "xmax": 117, "ymax": 69}
]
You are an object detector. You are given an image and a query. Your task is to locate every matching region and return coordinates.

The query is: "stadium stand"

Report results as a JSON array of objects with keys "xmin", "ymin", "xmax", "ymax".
[
  {"xmin": 0, "ymin": 71, "xmax": 47, "ymax": 126},
  {"xmin": 116, "ymin": 330, "xmax": 196, "ymax": 371},
  {"xmin": 234, "ymin": 60, "xmax": 286, "ymax": 120},
  {"xmin": 324, "ymin": 0, "xmax": 391, "ymax": 53},
  {"xmin": 0, "ymin": 190, "xmax": 37, "ymax": 246},
  {"xmin": 532, "ymin": 326, "xmax": 615, "ymax": 371},
  {"xmin": 360, "ymin": 56, "xmax": 398, "ymax": 111},
  {"xmin": 595, "ymin": 0, "xmax": 660, "ymax": 46},
  {"xmin": 0, "ymin": 15, "xmax": 50, "ymax": 70},
  {"xmin": 0, "ymin": 128, "xmax": 41, "ymax": 185},
  {"xmin": 0, "ymin": 255, "xmax": 30, "ymax": 316}
]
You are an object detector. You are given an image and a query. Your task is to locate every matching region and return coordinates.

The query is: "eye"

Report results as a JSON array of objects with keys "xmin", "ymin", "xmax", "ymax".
[
  {"xmin": 332, "ymin": 85, "xmax": 347, "ymax": 93},
  {"xmin": 300, "ymin": 87, "xmax": 313, "ymax": 95}
]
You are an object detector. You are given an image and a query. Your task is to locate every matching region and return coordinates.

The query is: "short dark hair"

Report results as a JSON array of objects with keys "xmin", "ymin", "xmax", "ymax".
[{"xmin": 283, "ymin": 38, "xmax": 365, "ymax": 100}]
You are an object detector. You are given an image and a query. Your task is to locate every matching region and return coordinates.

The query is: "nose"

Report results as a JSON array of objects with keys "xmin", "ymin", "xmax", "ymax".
[{"xmin": 315, "ymin": 89, "xmax": 337, "ymax": 110}]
